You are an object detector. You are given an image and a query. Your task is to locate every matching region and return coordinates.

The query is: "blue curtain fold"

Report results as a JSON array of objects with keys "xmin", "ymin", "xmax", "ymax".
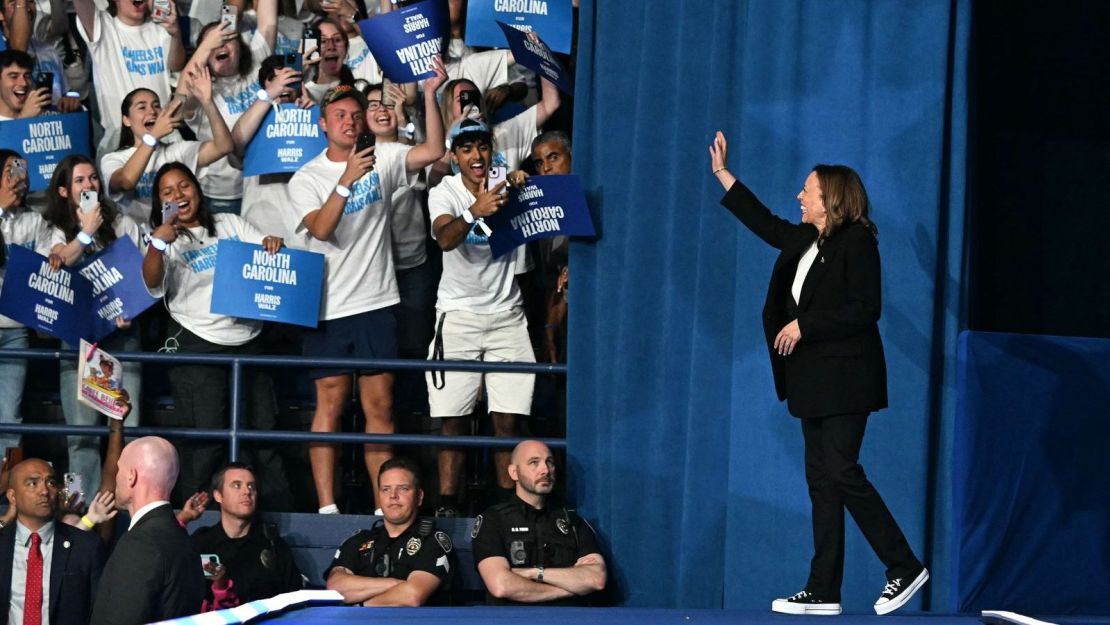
[{"xmin": 567, "ymin": 0, "xmax": 969, "ymax": 609}]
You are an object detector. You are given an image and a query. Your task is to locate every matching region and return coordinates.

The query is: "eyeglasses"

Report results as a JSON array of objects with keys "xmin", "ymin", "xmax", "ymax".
[{"xmin": 366, "ymin": 100, "xmax": 385, "ymax": 110}]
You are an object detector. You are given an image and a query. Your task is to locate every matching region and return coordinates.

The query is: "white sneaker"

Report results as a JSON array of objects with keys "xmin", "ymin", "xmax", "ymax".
[
  {"xmin": 874, "ymin": 568, "xmax": 929, "ymax": 615},
  {"xmin": 771, "ymin": 590, "xmax": 842, "ymax": 615}
]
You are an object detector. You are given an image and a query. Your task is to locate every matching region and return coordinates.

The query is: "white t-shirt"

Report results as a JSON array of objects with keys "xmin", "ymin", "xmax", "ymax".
[
  {"xmin": 447, "ymin": 48, "xmax": 510, "ymax": 97},
  {"xmin": 155, "ymin": 214, "xmax": 266, "ymax": 345},
  {"xmin": 0, "ymin": 209, "xmax": 48, "ymax": 328},
  {"xmin": 77, "ymin": 10, "xmax": 174, "ymax": 134},
  {"xmin": 189, "ymin": 32, "xmax": 271, "ymax": 200},
  {"xmin": 41, "ymin": 213, "xmax": 143, "ymax": 258},
  {"xmin": 345, "ymin": 36, "xmax": 383, "ymax": 83},
  {"xmin": 288, "ymin": 143, "xmax": 410, "ymax": 320},
  {"xmin": 428, "ymin": 173, "xmax": 521, "ymax": 313},
  {"xmin": 390, "ymin": 172, "xmax": 426, "ymax": 270},
  {"xmin": 100, "ymin": 142, "xmax": 202, "ymax": 225},
  {"xmin": 241, "ymin": 174, "xmax": 306, "ymax": 247}
]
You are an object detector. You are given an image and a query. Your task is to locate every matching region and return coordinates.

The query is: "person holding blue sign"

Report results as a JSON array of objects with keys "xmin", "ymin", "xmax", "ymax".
[
  {"xmin": 101, "ymin": 65, "xmax": 235, "ymax": 225},
  {"xmin": 41, "ymin": 153, "xmax": 146, "ymax": 500},
  {"xmin": 426, "ymin": 119, "xmax": 534, "ymax": 516},
  {"xmin": 141, "ymin": 161, "xmax": 290, "ymax": 502},
  {"xmin": 288, "ymin": 57, "xmax": 446, "ymax": 515},
  {"xmin": 0, "ymin": 148, "xmax": 47, "ymax": 455}
]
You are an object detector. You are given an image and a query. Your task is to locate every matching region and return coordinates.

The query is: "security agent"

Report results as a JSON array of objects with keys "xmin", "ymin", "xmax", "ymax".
[
  {"xmin": 325, "ymin": 458, "xmax": 455, "ymax": 606},
  {"xmin": 190, "ymin": 463, "xmax": 303, "ymax": 608},
  {"xmin": 472, "ymin": 440, "xmax": 607, "ymax": 605}
]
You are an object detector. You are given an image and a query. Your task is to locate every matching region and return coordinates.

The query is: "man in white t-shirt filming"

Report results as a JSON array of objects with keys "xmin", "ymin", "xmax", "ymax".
[
  {"xmin": 426, "ymin": 119, "xmax": 536, "ymax": 517},
  {"xmin": 0, "ymin": 50, "xmax": 51, "ymax": 121},
  {"xmin": 289, "ymin": 58, "xmax": 447, "ymax": 515}
]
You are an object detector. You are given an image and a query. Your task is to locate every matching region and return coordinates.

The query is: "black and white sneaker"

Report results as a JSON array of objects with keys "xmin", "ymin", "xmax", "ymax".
[
  {"xmin": 873, "ymin": 568, "xmax": 929, "ymax": 615},
  {"xmin": 771, "ymin": 590, "xmax": 842, "ymax": 615}
]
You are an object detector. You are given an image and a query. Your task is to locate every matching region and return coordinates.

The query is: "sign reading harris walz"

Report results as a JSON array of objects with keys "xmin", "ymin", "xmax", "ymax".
[
  {"xmin": 466, "ymin": 0, "xmax": 573, "ymax": 54},
  {"xmin": 0, "ymin": 240, "xmax": 157, "ymax": 344},
  {"xmin": 242, "ymin": 104, "xmax": 328, "ymax": 176},
  {"xmin": 483, "ymin": 174, "xmax": 596, "ymax": 259},
  {"xmin": 357, "ymin": 0, "xmax": 449, "ymax": 82},
  {"xmin": 0, "ymin": 112, "xmax": 92, "ymax": 191},
  {"xmin": 496, "ymin": 21, "xmax": 573, "ymax": 95},
  {"xmin": 210, "ymin": 240, "xmax": 325, "ymax": 328}
]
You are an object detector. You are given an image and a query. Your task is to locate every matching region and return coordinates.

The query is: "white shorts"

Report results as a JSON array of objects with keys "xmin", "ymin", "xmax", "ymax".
[{"xmin": 426, "ymin": 308, "xmax": 535, "ymax": 417}]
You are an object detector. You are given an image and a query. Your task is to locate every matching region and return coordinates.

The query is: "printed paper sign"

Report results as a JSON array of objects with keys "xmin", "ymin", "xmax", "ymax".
[
  {"xmin": 0, "ymin": 112, "xmax": 92, "ymax": 191},
  {"xmin": 209, "ymin": 240, "xmax": 325, "ymax": 327},
  {"xmin": 483, "ymin": 174, "xmax": 595, "ymax": 258},
  {"xmin": 75, "ymin": 238, "xmax": 160, "ymax": 339},
  {"xmin": 497, "ymin": 21, "xmax": 573, "ymax": 95},
  {"xmin": 77, "ymin": 340, "xmax": 128, "ymax": 420},
  {"xmin": 242, "ymin": 104, "xmax": 328, "ymax": 176},
  {"xmin": 465, "ymin": 0, "xmax": 572, "ymax": 54},
  {"xmin": 357, "ymin": 0, "xmax": 449, "ymax": 82}
]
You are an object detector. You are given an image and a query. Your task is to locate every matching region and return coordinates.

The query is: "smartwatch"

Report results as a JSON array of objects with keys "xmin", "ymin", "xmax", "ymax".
[
  {"xmin": 149, "ymin": 237, "xmax": 168, "ymax": 252},
  {"xmin": 256, "ymin": 88, "xmax": 272, "ymax": 103},
  {"xmin": 334, "ymin": 184, "xmax": 351, "ymax": 198},
  {"xmin": 461, "ymin": 208, "xmax": 475, "ymax": 224},
  {"xmin": 76, "ymin": 231, "xmax": 94, "ymax": 246},
  {"xmin": 142, "ymin": 133, "xmax": 158, "ymax": 148}
]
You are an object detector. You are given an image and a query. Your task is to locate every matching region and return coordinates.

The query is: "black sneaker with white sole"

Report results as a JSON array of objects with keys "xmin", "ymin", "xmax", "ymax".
[
  {"xmin": 771, "ymin": 590, "xmax": 842, "ymax": 615},
  {"xmin": 873, "ymin": 568, "xmax": 929, "ymax": 615}
]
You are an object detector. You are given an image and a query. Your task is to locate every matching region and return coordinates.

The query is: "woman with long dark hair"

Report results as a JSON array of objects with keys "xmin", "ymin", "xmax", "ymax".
[
  {"xmin": 41, "ymin": 154, "xmax": 144, "ymax": 495},
  {"xmin": 709, "ymin": 131, "xmax": 927, "ymax": 616},
  {"xmin": 141, "ymin": 161, "xmax": 287, "ymax": 500}
]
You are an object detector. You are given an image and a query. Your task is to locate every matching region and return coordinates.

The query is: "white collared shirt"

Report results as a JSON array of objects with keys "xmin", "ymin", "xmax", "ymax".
[
  {"xmin": 129, "ymin": 500, "xmax": 171, "ymax": 530},
  {"xmin": 8, "ymin": 520, "xmax": 55, "ymax": 625}
]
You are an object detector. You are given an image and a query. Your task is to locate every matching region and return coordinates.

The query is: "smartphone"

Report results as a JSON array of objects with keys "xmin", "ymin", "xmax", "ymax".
[
  {"xmin": 35, "ymin": 72, "xmax": 53, "ymax": 92},
  {"xmin": 63, "ymin": 472, "xmax": 84, "ymax": 501},
  {"xmin": 281, "ymin": 52, "xmax": 303, "ymax": 92},
  {"xmin": 381, "ymin": 77, "xmax": 395, "ymax": 108},
  {"xmin": 79, "ymin": 189, "xmax": 98, "ymax": 213},
  {"xmin": 356, "ymin": 132, "xmax": 375, "ymax": 154},
  {"xmin": 219, "ymin": 4, "xmax": 238, "ymax": 32},
  {"xmin": 487, "ymin": 165, "xmax": 507, "ymax": 190},
  {"xmin": 151, "ymin": 0, "xmax": 172, "ymax": 22},
  {"xmin": 161, "ymin": 201, "xmax": 180, "ymax": 225},
  {"xmin": 200, "ymin": 554, "xmax": 222, "ymax": 577},
  {"xmin": 301, "ymin": 26, "xmax": 319, "ymax": 60},
  {"xmin": 458, "ymin": 89, "xmax": 480, "ymax": 111},
  {"xmin": 9, "ymin": 158, "xmax": 26, "ymax": 182}
]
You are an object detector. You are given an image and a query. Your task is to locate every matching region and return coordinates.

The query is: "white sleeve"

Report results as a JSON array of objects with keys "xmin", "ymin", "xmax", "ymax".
[
  {"xmin": 99, "ymin": 150, "xmax": 130, "ymax": 189},
  {"xmin": 166, "ymin": 141, "xmax": 202, "ymax": 171},
  {"xmin": 454, "ymin": 49, "xmax": 510, "ymax": 95},
  {"xmin": 287, "ymin": 167, "xmax": 327, "ymax": 230},
  {"xmin": 116, "ymin": 215, "xmax": 143, "ymax": 248},
  {"xmin": 376, "ymin": 142, "xmax": 412, "ymax": 194},
  {"xmin": 249, "ymin": 29, "xmax": 273, "ymax": 63},
  {"xmin": 76, "ymin": 8, "xmax": 108, "ymax": 46},
  {"xmin": 427, "ymin": 182, "xmax": 459, "ymax": 240},
  {"xmin": 37, "ymin": 225, "xmax": 67, "ymax": 255},
  {"xmin": 225, "ymin": 213, "xmax": 266, "ymax": 244}
]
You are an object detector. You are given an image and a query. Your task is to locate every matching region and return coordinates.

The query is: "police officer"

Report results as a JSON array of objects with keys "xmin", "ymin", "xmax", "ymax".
[
  {"xmin": 325, "ymin": 458, "xmax": 455, "ymax": 606},
  {"xmin": 191, "ymin": 463, "xmax": 303, "ymax": 609},
  {"xmin": 472, "ymin": 440, "xmax": 607, "ymax": 605}
]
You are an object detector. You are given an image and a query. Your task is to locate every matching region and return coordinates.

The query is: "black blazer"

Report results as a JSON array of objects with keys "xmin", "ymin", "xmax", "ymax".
[
  {"xmin": 722, "ymin": 181, "xmax": 887, "ymax": 418},
  {"xmin": 0, "ymin": 521, "xmax": 106, "ymax": 625},
  {"xmin": 90, "ymin": 504, "xmax": 206, "ymax": 625}
]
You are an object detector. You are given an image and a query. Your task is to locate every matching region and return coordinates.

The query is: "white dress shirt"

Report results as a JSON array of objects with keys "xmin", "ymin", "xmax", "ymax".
[
  {"xmin": 128, "ymin": 500, "xmax": 171, "ymax": 530},
  {"xmin": 8, "ymin": 520, "xmax": 55, "ymax": 625}
]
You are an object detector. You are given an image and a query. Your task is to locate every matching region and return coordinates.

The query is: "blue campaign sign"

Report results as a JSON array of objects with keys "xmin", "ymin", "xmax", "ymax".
[
  {"xmin": 496, "ymin": 21, "xmax": 573, "ymax": 95},
  {"xmin": 357, "ymin": 0, "xmax": 449, "ymax": 83},
  {"xmin": 75, "ymin": 238, "xmax": 159, "ymax": 339},
  {"xmin": 0, "ymin": 113, "xmax": 91, "ymax": 192},
  {"xmin": 484, "ymin": 174, "xmax": 595, "ymax": 258},
  {"xmin": 0, "ymin": 245, "xmax": 93, "ymax": 344},
  {"xmin": 242, "ymin": 104, "xmax": 328, "ymax": 176},
  {"xmin": 209, "ymin": 240, "xmax": 325, "ymax": 328},
  {"xmin": 465, "ymin": 0, "xmax": 572, "ymax": 54}
]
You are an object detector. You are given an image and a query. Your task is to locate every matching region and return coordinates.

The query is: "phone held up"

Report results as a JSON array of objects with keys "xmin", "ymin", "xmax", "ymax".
[
  {"xmin": 220, "ymin": 3, "xmax": 238, "ymax": 32},
  {"xmin": 356, "ymin": 132, "xmax": 376, "ymax": 154},
  {"xmin": 79, "ymin": 190, "xmax": 98, "ymax": 214}
]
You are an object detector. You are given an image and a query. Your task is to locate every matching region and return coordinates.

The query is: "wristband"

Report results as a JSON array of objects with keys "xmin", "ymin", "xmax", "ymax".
[
  {"xmin": 397, "ymin": 122, "xmax": 415, "ymax": 138},
  {"xmin": 537, "ymin": 566, "xmax": 545, "ymax": 583},
  {"xmin": 461, "ymin": 208, "xmax": 475, "ymax": 224},
  {"xmin": 334, "ymin": 184, "xmax": 351, "ymax": 198},
  {"xmin": 149, "ymin": 237, "xmax": 168, "ymax": 252},
  {"xmin": 256, "ymin": 88, "xmax": 272, "ymax": 103},
  {"xmin": 142, "ymin": 133, "xmax": 158, "ymax": 148},
  {"xmin": 80, "ymin": 515, "xmax": 96, "ymax": 529},
  {"xmin": 76, "ymin": 231, "xmax": 94, "ymax": 246}
]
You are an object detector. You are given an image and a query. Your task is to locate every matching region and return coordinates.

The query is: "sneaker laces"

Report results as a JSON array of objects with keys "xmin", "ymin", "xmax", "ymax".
[
  {"xmin": 882, "ymin": 578, "xmax": 903, "ymax": 597},
  {"xmin": 790, "ymin": 590, "xmax": 811, "ymax": 601}
]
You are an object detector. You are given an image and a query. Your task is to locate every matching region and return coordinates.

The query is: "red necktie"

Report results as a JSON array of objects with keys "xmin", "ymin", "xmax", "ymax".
[{"xmin": 24, "ymin": 531, "xmax": 43, "ymax": 625}]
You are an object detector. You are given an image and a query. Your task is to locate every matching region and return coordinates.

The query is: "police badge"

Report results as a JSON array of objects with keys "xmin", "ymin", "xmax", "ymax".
[
  {"xmin": 260, "ymin": 548, "xmax": 275, "ymax": 569},
  {"xmin": 406, "ymin": 536, "xmax": 421, "ymax": 556},
  {"xmin": 434, "ymin": 530, "xmax": 453, "ymax": 553},
  {"xmin": 556, "ymin": 517, "xmax": 570, "ymax": 535},
  {"xmin": 471, "ymin": 514, "xmax": 483, "ymax": 539}
]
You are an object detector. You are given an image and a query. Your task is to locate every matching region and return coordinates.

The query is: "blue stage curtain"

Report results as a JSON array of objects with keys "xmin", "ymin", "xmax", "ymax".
[{"xmin": 567, "ymin": 0, "xmax": 969, "ymax": 609}]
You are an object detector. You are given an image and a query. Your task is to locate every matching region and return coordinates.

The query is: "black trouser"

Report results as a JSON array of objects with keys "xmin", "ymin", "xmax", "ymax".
[{"xmin": 801, "ymin": 413, "xmax": 921, "ymax": 600}]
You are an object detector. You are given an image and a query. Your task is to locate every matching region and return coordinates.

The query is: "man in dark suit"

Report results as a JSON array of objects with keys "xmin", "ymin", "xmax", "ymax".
[
  {"xmin": 91, "ymin": 437, "xmax": 205, "ymax": 625},
  {"xmin": 2, "ymin": 458, "xmax": 105, "ymax": 625}
]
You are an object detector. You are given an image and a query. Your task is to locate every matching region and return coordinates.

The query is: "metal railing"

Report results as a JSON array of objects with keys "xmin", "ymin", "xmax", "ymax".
[{"xmin": 0, "ymin": 348, "xmax": 567, "ymax": 460}]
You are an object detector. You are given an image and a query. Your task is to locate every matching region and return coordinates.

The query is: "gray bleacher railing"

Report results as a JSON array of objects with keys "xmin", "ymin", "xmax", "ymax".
[{"xmin": 0, "ymin": 348, "xmax": 567, "ymax": 459}]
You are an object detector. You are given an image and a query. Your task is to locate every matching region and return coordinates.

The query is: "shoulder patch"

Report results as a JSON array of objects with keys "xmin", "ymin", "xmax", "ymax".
[
  {"xmin": 471, "ymin": 514, "xmax": 483, "ymax": 539},
  {"xmin": 434, "ymin": 530, "xmax": 453, "ymax": 553}
]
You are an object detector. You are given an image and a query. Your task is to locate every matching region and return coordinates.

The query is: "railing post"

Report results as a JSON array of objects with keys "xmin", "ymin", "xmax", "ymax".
[{"xmin": 229, "ymin": 359, "xmax": 242, "ymax": 462}]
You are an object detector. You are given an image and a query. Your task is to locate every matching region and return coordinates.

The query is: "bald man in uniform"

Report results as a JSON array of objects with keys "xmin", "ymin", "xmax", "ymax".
[{"xmin": 90, "ymin": 437, "xmax": 205, "ymax": 624}]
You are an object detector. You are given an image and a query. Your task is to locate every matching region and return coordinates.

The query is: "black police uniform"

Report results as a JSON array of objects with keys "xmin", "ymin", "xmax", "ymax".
[
  {"xmin": 325, "ymin": 518, "xmax": 455, "ymax": 605},
  {"xmin": 191, "ymin": 521, "xmax": 303, "ymax": 604},
  {"xmin": 471, "ymin": 495, "xmax": 602, "ymax": 606}
]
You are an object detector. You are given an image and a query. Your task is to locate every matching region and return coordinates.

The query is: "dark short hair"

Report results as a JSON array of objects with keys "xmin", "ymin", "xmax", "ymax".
[
  {"xmin": 151, "ymin": 161, "xmax": 218, "ymax": 237},
  {"xmin": 118, "ymin": 88, "xmax": 159, "ymax": 151},
  {"xmin": 0, "ymin": 49, "xmax": 34, "ymax": 72},
  {"xmin": 377, "ymin": 457, "xmax": 422, "ymax": 493},
  {"xmin": 531, "ymin": 130, "xmax": 571, "ymax": 155},
  {"xmin": 210, "ymin": 462, "xmax": 256, "ymax": 493}
]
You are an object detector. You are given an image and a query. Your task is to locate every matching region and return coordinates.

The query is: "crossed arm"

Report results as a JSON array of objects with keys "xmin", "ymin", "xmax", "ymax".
[
  {"xmin": 477, "ymin": 553, "xmax": 607, "ymax": 602},
  {"xmin": 326, "ymin": 567, "xmax": 442, "ymax": 607}
]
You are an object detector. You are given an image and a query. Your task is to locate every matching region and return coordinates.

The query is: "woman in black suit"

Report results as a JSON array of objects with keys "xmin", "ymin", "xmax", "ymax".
[{"xmin": 709, "ymin": 132, "xmax": 927, "ymax": 616}]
